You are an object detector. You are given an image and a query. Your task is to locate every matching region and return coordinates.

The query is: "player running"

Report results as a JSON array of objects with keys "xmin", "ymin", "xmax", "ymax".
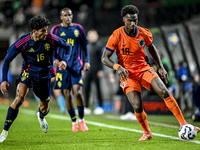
[
  {"xmin": 50, "ymin": 7, "xmax": 90, "ymax": 132},
  {"xmin": 0, "ymin": 15, "xmax": 72, "ymax": 143},
  {"xmin": 101, "ymin": 4, "xmax": 200, "ymax": 141}
]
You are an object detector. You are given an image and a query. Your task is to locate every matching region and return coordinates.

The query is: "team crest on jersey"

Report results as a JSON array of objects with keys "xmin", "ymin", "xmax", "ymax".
[
  {"xmin": 29, "ymin": 48, "xmax": 35, "ymax": 52},
  {"xmin": 45, "ymin": 43, "xmax": 50, "ymax": 51},
  {"xmin": 60, "ymin": 32, "xmax": 66, "ymax": 36},
  {"xmin": 139, "ymin": 39, "xmax": 145, "ymax": 47},
  {"xmin": 74, "ymin": 30, "xmax": 79, "ymax": 37},
  {"xmin": 121, "ymin": 82, "xmax": 125, "ymax": 88}
]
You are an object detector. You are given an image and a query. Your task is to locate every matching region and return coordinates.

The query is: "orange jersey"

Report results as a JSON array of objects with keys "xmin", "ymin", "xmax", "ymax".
[{"xmin": 105, "ymin": 26, "xmax": 153, "ymax": 75}]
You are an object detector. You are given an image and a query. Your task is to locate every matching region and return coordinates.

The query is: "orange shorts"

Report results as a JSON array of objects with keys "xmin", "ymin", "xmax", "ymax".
[{"xmin": 120, "ymin": 67, "xmax": 159, "ymax": 94}]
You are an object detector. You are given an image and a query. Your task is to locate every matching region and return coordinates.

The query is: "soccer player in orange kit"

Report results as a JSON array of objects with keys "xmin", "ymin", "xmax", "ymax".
[{"xmin": 101, "ymin": 4, "xmax": 200, "ymax": 141}]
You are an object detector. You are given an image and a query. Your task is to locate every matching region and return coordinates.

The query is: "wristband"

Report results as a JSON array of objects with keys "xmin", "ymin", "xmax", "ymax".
[{"xmin": 113, "ymin": 63, "xmax": 120, "ymax": 71}]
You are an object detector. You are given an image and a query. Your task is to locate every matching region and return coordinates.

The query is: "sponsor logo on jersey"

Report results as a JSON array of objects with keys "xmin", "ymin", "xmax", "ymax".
[
  {"xmin": 60, "ymin": 32, "xmax": 66, "ymax": 36},
  {"xmin": 74, "ymin": 30, "xmax": 79, "ymax": 37},
  {"xmin": 45, "ymin": 43, "xmax": 50, "ymax": 51},
  {"xmin": 29, "ymin": 48, "xmax": 35, "ymax": 52},
  {"xmin": 139, "ymin": 39, "xmax": 145, "ymax": 47}
]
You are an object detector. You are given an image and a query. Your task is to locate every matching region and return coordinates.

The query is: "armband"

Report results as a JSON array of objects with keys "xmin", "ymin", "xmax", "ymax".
[{"xmin": 113, "ymin": 63, "xmax": 120, "ymax": 71}]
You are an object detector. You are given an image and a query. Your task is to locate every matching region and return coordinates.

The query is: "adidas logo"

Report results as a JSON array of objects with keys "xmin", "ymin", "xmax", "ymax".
[
  {"xmin": 60, "ymin": 32, "xmax": 66, "ymax": 36},
  {"xmin": 29, "ymin": 48, "xmax": 35, "ymax": 52},
  {"xmin": 79, "ymin": 79, "xmax": 83, "ymax": 84},
  {"xmin": 6, "ymin": 120, "xmax": 12, "ymax": 123}
]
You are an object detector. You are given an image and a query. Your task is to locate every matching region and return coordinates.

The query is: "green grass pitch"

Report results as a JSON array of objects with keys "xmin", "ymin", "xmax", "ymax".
[{"xmin": 0, "ymin": 99, "xmax": 200, "ymax": 150}]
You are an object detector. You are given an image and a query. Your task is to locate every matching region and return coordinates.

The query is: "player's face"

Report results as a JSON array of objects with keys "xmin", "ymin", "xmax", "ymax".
[
  {"xmin": 60, "ymin": 10, "xmax": 73, "ymax": 25},
  {"xmin": 34, "ymin": 26, "xmax": 48, "ymax": 41},
  {"xmin": 123, "ymin": 14, "xmax": 138, "ymax": 32}
]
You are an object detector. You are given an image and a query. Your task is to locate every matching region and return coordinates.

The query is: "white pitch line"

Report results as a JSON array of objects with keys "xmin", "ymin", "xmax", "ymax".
[{"xmin": 0, "ymin": 105, "xmax": 200, "ymax": 144}]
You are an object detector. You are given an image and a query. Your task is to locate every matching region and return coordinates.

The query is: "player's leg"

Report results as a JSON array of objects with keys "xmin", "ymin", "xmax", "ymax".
[
  {"xmin": 151, "ymin": 77, "xmax": 186, "ymax": 125},
  {"xmin": 33, "ymin": 93, "xmax": 40, "ymax": 104},
  {"xmin": 63, "ymin": 88, "xmax": 79, "ymax": 132},
  {"xmin": 151, "ymin": 77, "xmax": 200, "ymax": 132},
  {"xmin": 93, "ymin": 73, "xmax": 104, "ymax": 115},
  {"xmin": 120, "ymin": 77, "xmax": 152, "ymax": 141},
  {"xmin": 0, "ymin": 82, "xmax": 29, "ymax": 143},
  {"xmin": 83, "ymin": 72, "xmax": 92, "ymax": 115},
  {"xmin": 53, "ymin": 89, "xmax": 66, "ymax": 114},
  {"xmin": 72, "ymin": 84, "xmax": 88, "ymax": 132},
  {"xmin": 127, "ymin": 91, "xmax": 152, "ymax": 141},
  {"xmin": 33, "ymin": 79, "xmax": 51, "ymax": 133},
  {"xmin": 71, "ymin": 70, "xmax": 88, "ymax": 132}
]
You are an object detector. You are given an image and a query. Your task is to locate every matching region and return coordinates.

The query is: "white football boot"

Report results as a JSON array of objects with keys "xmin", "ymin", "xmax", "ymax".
[
  {"xmin": 0, "ymin": 130, "xmax": 8, "ymax": 143},
  {"xmin": 36, "ymin": 112, "xmax": 48, "ymax": 133}
]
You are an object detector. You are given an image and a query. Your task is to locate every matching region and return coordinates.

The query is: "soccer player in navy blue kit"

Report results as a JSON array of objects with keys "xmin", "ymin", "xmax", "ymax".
[
  {"xmin": 51, "ymin": 7, "xmax": 90, "ymax": 132},
  {"xmin": 0, "ymin": 15, "xmax": 72, "ymax": 143}
]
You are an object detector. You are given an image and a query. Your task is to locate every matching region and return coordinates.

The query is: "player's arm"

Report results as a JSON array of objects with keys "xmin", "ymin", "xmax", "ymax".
[
  {"xmin": 1, "ymin": 44, "xmax": 20, "ymax": 94},
  {"xmin": 49, "ymin": 34, "xmax": 72, "ymax": 69},
  {"xmin": 79, "ymin": 27, "xmax": 90, "ymax": 71},
  {"xmin": 101, "ymin": 48, "xmax": 128, "ymax": 82},
  {"xmin": 148, "ymin": 44, "xmax": 169, "ymax": 84}
]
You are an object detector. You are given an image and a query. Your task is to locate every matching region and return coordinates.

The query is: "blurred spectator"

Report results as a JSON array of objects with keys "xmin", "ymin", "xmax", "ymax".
[
  {"xmin": 83, "ymin": 29, "xmax": 104, "ymax": 115},
  {"xmin": 177, "ymin": 61, "xmax": 192, "ymax": 111},
  {"xmin": 192, "ymin": 83, "xmax": 200, "ymax": 122}
]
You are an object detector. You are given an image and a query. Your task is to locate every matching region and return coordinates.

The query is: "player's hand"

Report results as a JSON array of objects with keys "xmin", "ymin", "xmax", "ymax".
[
  {"xmin": 117, "ymin": 66, "xmax": 129, "ymax": 82},
  {"xmin": 0, "ymin": 81, "xmax": 9, "ymax": 95},
  {"xmin": 54, "ymin": 59, "xmax": 59, "ymax": 68},
  {"xmin": 58, "ymin": 61, "xmax": 67, "ymax": 70},
  {"xmin": 84, "ymin": 62, "xmax": 90, "ymax": 71},
  {"xmin": 158, "ymin": 67, "xmax": 169, "ymax": 84}
]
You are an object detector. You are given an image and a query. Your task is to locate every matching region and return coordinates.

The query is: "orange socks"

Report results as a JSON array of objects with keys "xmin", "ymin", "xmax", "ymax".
[
  {"xmin": 163, "ymin": 95, "xmax": 186, "ymax": 126},
  {"xmin": 135, "ymin": 110, "xmax": 150, "ymax": 132}
]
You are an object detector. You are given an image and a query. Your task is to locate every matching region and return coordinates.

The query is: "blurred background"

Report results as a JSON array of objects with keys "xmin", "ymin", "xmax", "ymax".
[{"xmin": 1, "ymin": 0, "xmax": 200, "ymax": 121}]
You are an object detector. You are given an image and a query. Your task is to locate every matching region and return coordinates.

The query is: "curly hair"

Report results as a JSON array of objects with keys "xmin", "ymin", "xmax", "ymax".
[
  {"xmin": 121, "ymin": 5, "xmax": 139, "ymax": 17},
  {"xmin": 29, "ymin": 15, "xmax": 50, "ymax": 30}
]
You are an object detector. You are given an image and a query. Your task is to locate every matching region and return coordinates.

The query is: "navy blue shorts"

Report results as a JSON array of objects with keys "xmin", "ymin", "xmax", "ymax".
[
  {"xmin": 16, "ymin": 70, "xmax": 51, "ymax": 102},
  {"xmin": 54, "ymin": 69, "xmax": 83, "ymax": 89}
]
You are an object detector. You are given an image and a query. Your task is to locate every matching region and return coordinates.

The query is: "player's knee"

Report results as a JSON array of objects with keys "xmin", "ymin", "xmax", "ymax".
[
  {"xmin": 159, "ymin": 88, "xmax": 170, "ymax": 98},
  {"xmin": 74, "ymin": 90, "xmax": 82, "ymax": 99},
  {"xmin": 132, "ymin": 103, "xmax": 143, "ymax": 113},
  {"xmin": 40, "ymin": 105, "xmax": 49, "ymax": 113},
  {"xmin": 16, "ymin": 93, "xmax": 25, "ymax": 103}
]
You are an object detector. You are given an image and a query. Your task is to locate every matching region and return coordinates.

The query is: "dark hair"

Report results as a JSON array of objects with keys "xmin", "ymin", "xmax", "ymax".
[
  {"xmin": 60, "ymin": 7, "xmax": 72, "ymax": 16},
  {"xmin": 29, "ymin": 15, "xmax": 50, "ymax": 30},
  {"xmin": 121, "ymin": 5, "xmax": 139, "ymax": 17}
]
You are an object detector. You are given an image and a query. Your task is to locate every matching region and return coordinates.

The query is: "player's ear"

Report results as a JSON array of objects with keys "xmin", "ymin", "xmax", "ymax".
[
  {"xmin": 32, "ymin": 29, "xmax": 37, "ymax": 33},
  {"xmin": 123, "ymin": 17, "xmax": 125, "ymax": 23}
]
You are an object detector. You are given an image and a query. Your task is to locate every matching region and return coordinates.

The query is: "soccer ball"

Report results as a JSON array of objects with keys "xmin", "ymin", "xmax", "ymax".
[{"xmin": 178, "ymin": 124, "xmax": 197, "ymax": 141}]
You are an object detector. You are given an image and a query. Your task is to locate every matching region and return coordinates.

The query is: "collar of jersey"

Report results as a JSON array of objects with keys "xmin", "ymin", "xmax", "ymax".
[
  {"xmin": 30, "ymin": 32, "xmax": 33, "ymax": 40},
  {"xmin": 61, "ymin": 23, "xmax": 73, "ymax": 27},
  {"xmin": 123, "ymin": 26, "xmax": 138, "ymax": 37}
]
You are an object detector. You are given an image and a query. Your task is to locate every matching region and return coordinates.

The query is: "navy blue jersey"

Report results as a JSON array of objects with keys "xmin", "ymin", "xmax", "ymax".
[
  {"xmin": 50, "ymin": 23, "xmax": 90, "ymax": 71},
  {"xmin": 2, "ymin": 32, "xmax": 72, "ymax": 82}
]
